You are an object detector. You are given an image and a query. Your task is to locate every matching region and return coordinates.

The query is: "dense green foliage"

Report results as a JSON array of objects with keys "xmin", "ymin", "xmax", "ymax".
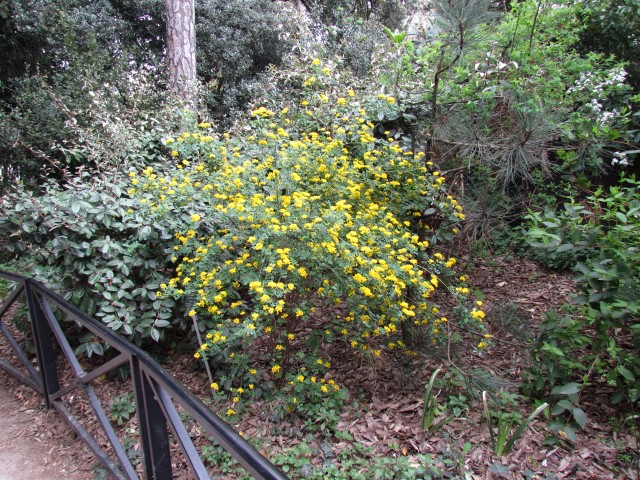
[
  {"xmin": 524, "ymin": 177, "xmax": 640, "ymax": 405},
  {"xmin": 0, "ymin": 0, "xmax": 291, "ymax": 189},
  {"xmin": 1, "ymin": 0, "xmax": 639, "ymax": 462},
  {"xmin": 388, "ymin": 0, "xmax": 635, "ymax": 191},
  {"xmin": 195, "ymin": 0, "xmax": 291, "ymax": 114},
  {"xmin": 0, "ymin": 172, "xmax": 179, "ymax": 348},
  {"xmin": 579, "ymin": 0, "xmax": 640, "ymax": 91}
]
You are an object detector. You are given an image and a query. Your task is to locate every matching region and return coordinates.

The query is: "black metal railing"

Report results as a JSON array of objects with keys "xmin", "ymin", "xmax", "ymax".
[{"xmin": 0, "ymin": 271, "xmax": 289, "ymax": 480}]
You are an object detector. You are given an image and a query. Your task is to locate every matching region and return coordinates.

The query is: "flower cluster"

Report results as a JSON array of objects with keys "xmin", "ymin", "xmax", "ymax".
[{"xmin": 130, "ymin": 58, "xmax": 486, "ymax": 418}]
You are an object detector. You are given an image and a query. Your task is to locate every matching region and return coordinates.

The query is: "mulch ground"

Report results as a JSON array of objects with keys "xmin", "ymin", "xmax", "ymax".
[{"xmin": 0, "ymin": 254, "xmax": 638, "ymax": 479}]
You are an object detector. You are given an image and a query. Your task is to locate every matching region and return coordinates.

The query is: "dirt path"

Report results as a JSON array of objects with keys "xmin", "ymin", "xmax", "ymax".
[{"xmin": 0, "ymin": 370, "xmax": 96, "ymax": 480}]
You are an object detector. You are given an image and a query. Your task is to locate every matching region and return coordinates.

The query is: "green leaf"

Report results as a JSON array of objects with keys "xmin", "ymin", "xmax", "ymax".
[
  {"xmin": 541, "ymin": 342, "xmax": 564, "ymax": 356},
  {"xmin": 501, "ymin": 402, "xmax": 548, "ymax": 455},
  {"xmin": 91, "ymin": 342, "xmax": 104, "ymax": 356},
  {"xmin": 615, "ymin": 212, "xmax": 627, "ymax": 223},
  {"xmin": 139, "ymin": 225, "xmax": 152, "ymax": 240},
  {"xmin": 562, "ymin": 425, "xmax": 577, "ymax": 442},
  {"xmin": 572, "ymin": 407, "xmax": 587, "ymax": 429},
  {"xmin": 550, "ymin": 382, "xmax": 581, "ymax": 396},
  {"xmin": 557, "ymin": 399, "xmax": 574, "ymax": 410},
  {"xmin": 150, "ymin": 328, "xmax": 160, "ymax": 342},
  {"xmin": 617, "ymin": 366, "xmax": 636, "ymax": 382}
]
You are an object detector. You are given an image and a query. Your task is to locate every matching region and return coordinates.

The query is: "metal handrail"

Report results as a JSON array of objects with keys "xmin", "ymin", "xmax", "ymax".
[{"xmin": 0, "ymin": 271, "xmax": 289, "ymax": 480}]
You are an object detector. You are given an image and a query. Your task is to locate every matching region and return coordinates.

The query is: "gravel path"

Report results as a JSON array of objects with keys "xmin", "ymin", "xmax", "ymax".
[{"xmin": 0, "ymin": 371, "xmax": 96, "ymax": 480}]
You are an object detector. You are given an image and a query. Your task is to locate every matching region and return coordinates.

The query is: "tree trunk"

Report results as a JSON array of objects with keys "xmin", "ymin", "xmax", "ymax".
[{"xmin": 165, "ymin": 0, "xmax": 196, "ymax": 100}]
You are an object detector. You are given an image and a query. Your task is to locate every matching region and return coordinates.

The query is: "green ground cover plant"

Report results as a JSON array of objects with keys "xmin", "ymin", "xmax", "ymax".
[{"xmin": 524, "ymin": 176, "xmax": 640, "ymax": 408}]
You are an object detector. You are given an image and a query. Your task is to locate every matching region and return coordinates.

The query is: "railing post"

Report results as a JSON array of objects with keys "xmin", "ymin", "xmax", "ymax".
[
  {"xmin": 131, "ymin": 356, "xmax": 173, "ymax": 480},
  {"xmin": 25, "ymin": 279, "xmax": 59, "ymax": 409}
]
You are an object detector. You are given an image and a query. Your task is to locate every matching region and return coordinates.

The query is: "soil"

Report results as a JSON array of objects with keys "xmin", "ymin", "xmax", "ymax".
[
  {"xmin": 0, "ymin": 253, "xmax": 638, "ymax": 479},
  {"xmin": 0, "ymin": 369, "xmax": 95, "ymax": 479}
]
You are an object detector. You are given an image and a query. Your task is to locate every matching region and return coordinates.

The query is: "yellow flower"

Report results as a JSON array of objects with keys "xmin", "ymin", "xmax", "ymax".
[
  {"xmin": 251, "ymin": 106, "xmax": 275, "ymax": 118},
  {"xmin": 271, "ymin": 364, "xmax": 281, "ymax": 374},
  {"xmin": 188, "ymin": 309, "xmax": 196, "ymax": 317},
  {"xmin": 360, "ymin": 286, "xmax": 373, "ymax": 297},
  {"xmin": 211, "ymin": 383, "xmax": 219, "ymax": 391},
  {"xmin": 312, "ymin": 58, "xmax": 321, "ymax": 65},
  {"xmin": 190, "ymin": 213, "xmax": 201, "ymax": 222},
  {"xmin": 353, "ymin": 273, "xmax": 367, "ymax": 283}
]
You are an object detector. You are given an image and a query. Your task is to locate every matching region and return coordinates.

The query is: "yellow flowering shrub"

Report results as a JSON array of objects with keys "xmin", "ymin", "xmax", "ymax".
[{"xmin": 131, "ymin": 60, "xmax": 485, "ymax": 420}]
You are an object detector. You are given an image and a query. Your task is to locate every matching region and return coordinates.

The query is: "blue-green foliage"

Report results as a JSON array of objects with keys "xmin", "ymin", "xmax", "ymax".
[{"xmin": 0, "ymin": 172, "xmax": 178, "ymax": 349}]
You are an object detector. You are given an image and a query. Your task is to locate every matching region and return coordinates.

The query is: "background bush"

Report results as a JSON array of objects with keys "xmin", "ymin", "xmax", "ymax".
[
  {"xmin": 0, "ymin": 170, "xmax": 181, "ymax": 349},
  {"xmin": 524, "ymin": 176, "xmax": 640, "ymax": 405}
]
